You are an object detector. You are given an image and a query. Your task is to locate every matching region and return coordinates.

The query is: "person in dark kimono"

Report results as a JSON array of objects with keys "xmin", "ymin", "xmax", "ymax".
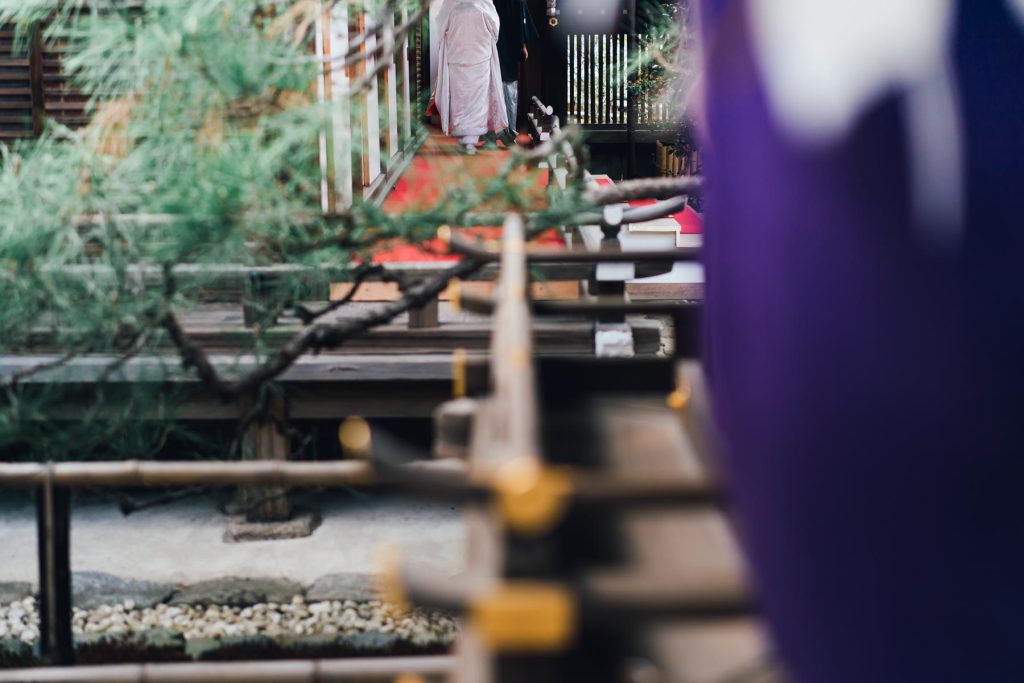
[
  {"xmin": 491, "ymin": 0, "xmax": 539, "ymax": 141},
  {"xmin": 699, "ymin": 0, "xmax": 1024, "ymax": 681}
]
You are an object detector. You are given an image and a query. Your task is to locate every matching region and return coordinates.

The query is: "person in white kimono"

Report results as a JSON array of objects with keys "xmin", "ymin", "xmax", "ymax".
[{"xmin": 432, "ymin": 0, "xmax": 509, "ymax": 153}]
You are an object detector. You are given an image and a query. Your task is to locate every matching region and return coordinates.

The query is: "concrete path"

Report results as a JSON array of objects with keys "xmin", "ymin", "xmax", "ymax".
[{"xmin": 0, "ymin": 493, "xmax": 464, "ymax": 589}]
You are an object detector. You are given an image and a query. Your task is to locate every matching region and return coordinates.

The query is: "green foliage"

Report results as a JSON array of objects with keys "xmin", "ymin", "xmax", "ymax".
[
  {"xmin": 1, "ymin": 1, "xmax": 330, "ymax": 335},
  {"xmin": 0, "ymin": 2, "xmax": 381, "ymax": 458},
  {"xmin": 0, "ymin": 0, "xmax": 698, "ymax": 465},
  {"xmin": 0, "ymin": 0, "xmax": 589, "ymax": 460},
  {"xmin": 629, "ymin": 0, "xmax": 698, "ymax": 123}
]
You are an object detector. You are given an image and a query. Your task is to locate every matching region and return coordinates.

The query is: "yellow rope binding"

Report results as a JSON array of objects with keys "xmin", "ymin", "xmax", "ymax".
[
  {"xmin": 471, "ymin": 582, "xmax": 576, "ymax": 653},
  {"xmin": 452, "ymin": 348, "xmax": 468, "ymax": 399},
  {"xmin": 493, "ymin": 457, "xmax": 573, "ymax": 536}
]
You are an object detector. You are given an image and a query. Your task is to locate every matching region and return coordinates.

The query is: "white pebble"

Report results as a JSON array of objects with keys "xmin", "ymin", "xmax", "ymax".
[{"xmin": 0, "ymin": 597, "xmax": 456, "ymax": 646}]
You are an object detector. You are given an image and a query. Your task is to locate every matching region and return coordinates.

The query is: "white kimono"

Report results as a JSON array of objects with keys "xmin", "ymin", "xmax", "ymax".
[{"xmin": 433, "ymin": 0, "xmax": 509, "ymax": 140}]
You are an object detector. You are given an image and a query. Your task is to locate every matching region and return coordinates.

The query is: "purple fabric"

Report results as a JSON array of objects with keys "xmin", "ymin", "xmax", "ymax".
[{"xmin": 701, "ymin": 1, "xmax": 1024, "ymax": 680}]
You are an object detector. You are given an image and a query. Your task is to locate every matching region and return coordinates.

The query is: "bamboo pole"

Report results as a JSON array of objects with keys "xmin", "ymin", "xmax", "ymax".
[
  {"xmin": 396, "ymin": 567, "xmax": 751, "ymax": 624},
  {"xmin": 0, "ymin": 458, "xmax": 722, "ymax": 506},
  {"xmin": 447, "ymin": 238, "xmax": 699, "ymax": 265},
  {"xmin": 0, "ymin": 655, "xmax": 455, "ymax": 683},
  {"xmin": 0, "ymin": 460, "xmax": 379, "ymax": 488}
]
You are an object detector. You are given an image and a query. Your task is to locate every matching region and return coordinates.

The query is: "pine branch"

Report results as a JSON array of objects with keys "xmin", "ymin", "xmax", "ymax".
[
  {"xmin": 0, "ymin": 0, "xmax": 699, "ymax": 458},
  {"xmin": 292, "ymin": 263, "xmax": 398, "ymax": 324},
  {"xmin": 161, "ymin": 257, "xmax": 484, "ymax": 402}
]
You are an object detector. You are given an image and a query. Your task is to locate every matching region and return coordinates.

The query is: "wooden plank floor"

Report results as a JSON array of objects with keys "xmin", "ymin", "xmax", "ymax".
[
  {"xmin": 20, "ymin": 301, "xmax": 665, "ymax": 356},
  {"xmin": 583, "ymin": 393, "xmax": 783, "ymax": 682}
]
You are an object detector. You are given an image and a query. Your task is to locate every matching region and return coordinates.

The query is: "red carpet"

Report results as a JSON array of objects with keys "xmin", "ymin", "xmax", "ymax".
[{"xmin": 372, "ymin": 129, "xmax": 563, "ymax": 264}]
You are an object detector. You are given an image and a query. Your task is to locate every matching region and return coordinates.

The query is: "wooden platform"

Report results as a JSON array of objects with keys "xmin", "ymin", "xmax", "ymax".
[
  {"xmin": 587, "ymin": 395, "xmax": 776, "ymax": 682},
  {"xmin": 4, "ymin": 299, "xmax": 666, "ymax": 420}
]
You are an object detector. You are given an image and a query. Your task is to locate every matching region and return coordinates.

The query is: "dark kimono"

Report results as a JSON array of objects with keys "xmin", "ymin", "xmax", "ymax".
[{"xmin": 491, "ymin": 0, "xmax": 539, "ymax": 83}]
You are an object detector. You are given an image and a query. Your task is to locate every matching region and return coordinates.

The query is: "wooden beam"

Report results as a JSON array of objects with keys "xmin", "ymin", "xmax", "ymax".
[
  {"xmin": 29, "ymin": 24, "xmax": 44, "ymax": 138},
  {"xmin": 0, "ymin": 656, "xmax": 456, "ymax": 683},
  {"xmin": 407, "ymin": 296, "xmax": 440, "ymax": 329},
  {"xmin": 0, "ymin": 460, "xmax": 378, "ymax": 488}
]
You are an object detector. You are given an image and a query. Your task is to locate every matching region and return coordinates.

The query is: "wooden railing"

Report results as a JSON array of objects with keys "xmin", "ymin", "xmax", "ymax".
[
  {"xmin": 1, "ymin": 6, "xmax": 422, "ymax": 209},
  {"xmin": 317, "ymin": 4, "xmax": 421, "ymax": 209},
  {"xmin": 0, "ymin": 209, "xmax": 763, "ymax": 682},
  {"xmin": 388, "ymin": 212, "xmax": 750, "ymax": 680},
  {"xmin": 0, "ymin": 24, "xmax": 42, "ymax": 141}
]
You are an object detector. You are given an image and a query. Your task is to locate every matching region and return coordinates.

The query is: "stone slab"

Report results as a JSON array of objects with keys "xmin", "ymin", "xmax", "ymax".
[
  {"xmin": 0, "ymin": 582, "xmax": 32, "ymax": 606},
  {"xmin": 73, "ymin": 572, "xmax": 175, "ymax": 610},
  {"xmin": 170, "ymin": 577, "xmax": 304, "ymax": 607},
  {"xmin": 223, "ymin": 511, "xmax": 322, "ymax": 543},
  {"xmin": 305, "ymin": 573, "xmax": 379, "ymax": 603}
]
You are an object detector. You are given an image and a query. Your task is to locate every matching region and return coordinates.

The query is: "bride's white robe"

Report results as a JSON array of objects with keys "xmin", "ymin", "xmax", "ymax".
[{"xmin": 433, "ymin": 0, "xmax": 509, "ymax": 138}]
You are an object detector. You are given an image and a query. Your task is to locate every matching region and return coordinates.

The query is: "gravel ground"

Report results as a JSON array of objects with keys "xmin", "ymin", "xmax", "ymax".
[{"xmin": 0, "ymin": 596, "xmax": 457, "ymax": 648}]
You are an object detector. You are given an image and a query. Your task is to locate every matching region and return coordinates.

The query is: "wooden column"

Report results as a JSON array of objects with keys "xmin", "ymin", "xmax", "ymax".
[
  {"xmin": 239, "ymin": 394, "xmax": 292, "ymax": 522},
  {"xmin": 29, "ymin": 24, "xmax": 45, "ymax": 138},
  {"xmin": 384, "ymin": 12, "xmax": 400, "ymax": 163},
  {"xmin": 399, "ymin": 5, "xmax": 413, "ymax": 144},
  {"xmin": 361, "ymin": 14, "xmax": 382, "ymax": 190},
  {"xmin": 408, "ymin": 297, "xmax": 440, "ymax": 329},
  {"xmin": 37, "ymin": 478, "xmax": 73, "ymax": 665}
]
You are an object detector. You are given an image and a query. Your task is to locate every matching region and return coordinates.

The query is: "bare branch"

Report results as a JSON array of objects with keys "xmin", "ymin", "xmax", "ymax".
[
  {"xmin": 584, "ymin": 176, "xmax": 704, "ymax": 205},
  {"xmin": 161, "ymin": 258, "xmax": 484, "ymax": 402},
  {"xmin": 292, "ymin": 263, "xmax": 399, "ymax": 324}
]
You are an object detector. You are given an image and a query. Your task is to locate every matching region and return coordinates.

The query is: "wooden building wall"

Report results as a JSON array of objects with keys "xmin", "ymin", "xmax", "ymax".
[
  {"xmin": 317, "ymin": 4, "xmax": 421, "ymax": 210},
  {"xmin": 2, "ymin": 7, "xmax": 422, "ymax": 211},
  {"xmin": 523, "ymin": 0, "xmax": 682, "ymax": 136},
  {"xmin": 0, "ymin": 23, "xmax": 86, "ymax": 143}
]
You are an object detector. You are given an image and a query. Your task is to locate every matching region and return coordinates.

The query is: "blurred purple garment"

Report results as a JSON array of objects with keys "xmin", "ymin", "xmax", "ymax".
[{"xmin": 700, "ymin": 1, "xmax": 1024, "ymax": 680}]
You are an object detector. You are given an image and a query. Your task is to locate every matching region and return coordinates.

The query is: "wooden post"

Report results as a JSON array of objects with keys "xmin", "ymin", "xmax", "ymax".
[
  {"xmin": 399, "ymin": 5, "xmax": 413, "ymax": 144},
  {"xmin": 242, "ymin": 271, "xmax": 281, "ymax": 329},
  {"xmin": 316, "ymin": 6, "xmax": 337, "ymax": 214},
  {"xmin": 432, "ymin": 398, "xmax": 478, "ymax": 460},
  {"xmin": 360, "ymin": 13, "xmax": 382, "ymax": 190},
  {"xmin": 595, "ymin": 225, "xmax": 627, "ymax": 323},
  {"xmin": 626, "ymin": 0, "xmax": 638, "ymax": 178},
  {"xmin": 408, "ymin": 296, "xmax": 440, "ymax": 329},
  {"xmin": 328, "ymin": 3, "xmax": 355, "ymax": 210},
  {"xmin": 239, "ymin": 394, "xmax": 292, "ymax": 522},
  {"xmin": 37, "ymin": 477, "xmax": 73, "ymax": 666},
  {"xmin": 384, "ymin": 12, "xmax": 400, "ymax": 164},
  {"xmin": 29, "ymin": 23, "xmax": 45, "ymax": 138}
]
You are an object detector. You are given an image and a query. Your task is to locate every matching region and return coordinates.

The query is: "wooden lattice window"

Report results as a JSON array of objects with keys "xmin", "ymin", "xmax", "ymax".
[
  {"xmin": 0, "ymin": 21, "xmax": 87, "ymax": 143},
  {"xmin": 0, "ymin": 24, "xmax": 37, "ymax": 141},
  {"xmin": 566, "ymin": 32, "xmax": 630, "ymax": 128},
  {"xmin": 566, "ymin": 31, "xmax": 673, "ymax": 128},
  {"xmin": 40, "ymin": 29, "xmax": 87, "ymax": 130}
]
